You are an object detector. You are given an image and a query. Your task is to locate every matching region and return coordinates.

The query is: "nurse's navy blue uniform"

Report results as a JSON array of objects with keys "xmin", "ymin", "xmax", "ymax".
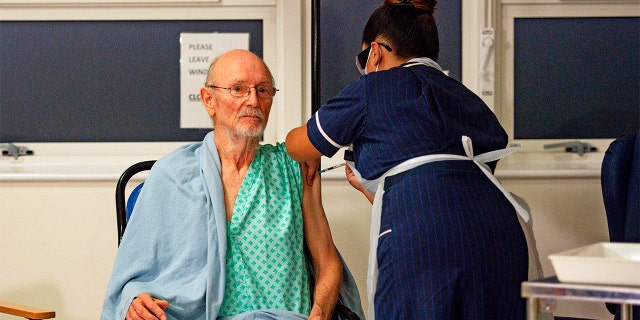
[{"xmin": 307, "ymin": 59, "xmax": 528, "ymax": 319}]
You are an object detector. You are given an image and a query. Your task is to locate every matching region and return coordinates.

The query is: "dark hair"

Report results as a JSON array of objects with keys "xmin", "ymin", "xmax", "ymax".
[{"xmin": 362, "ymin": 0, "xmax": 439, "ymax": 61}]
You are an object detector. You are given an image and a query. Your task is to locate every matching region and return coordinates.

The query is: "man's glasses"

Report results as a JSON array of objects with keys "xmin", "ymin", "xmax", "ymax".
[
  {"xmin": 355, "ymin": 42, "xmax": 393, "ymax": 74},
  {"xmin": 207, "ymin": 85, "xmax": 279, "ymax": 98}
]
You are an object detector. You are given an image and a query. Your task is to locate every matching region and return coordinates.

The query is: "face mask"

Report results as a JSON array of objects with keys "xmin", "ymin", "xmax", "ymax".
[{"xmin": 355, "ymin": 42, "xmax": 392, "ymax": 75}]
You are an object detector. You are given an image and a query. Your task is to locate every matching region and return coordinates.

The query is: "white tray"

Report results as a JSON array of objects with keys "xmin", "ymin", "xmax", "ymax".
[{"xmin": 549, "ymin": 242, "xmax": 640, "ymax": 286}]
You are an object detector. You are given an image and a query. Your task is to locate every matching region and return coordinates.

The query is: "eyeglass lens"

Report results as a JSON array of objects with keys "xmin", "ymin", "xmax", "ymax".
[
  {"xmin": 210, "ymin": 85, "xmax": 277, "ymax": 98},
  {"xmin": 232, "ymin": 86, "xmax": 274, "ymax": 97}
]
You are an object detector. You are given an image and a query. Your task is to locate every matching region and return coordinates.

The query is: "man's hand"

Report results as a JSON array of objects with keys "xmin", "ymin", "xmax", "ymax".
[
  {"xmin": 308, "ymin": 304, "xmax": 326, "ymax": 320},
  {"xmin": 126, "ymin": 292, "xmax": 169, "ymax": 320}
]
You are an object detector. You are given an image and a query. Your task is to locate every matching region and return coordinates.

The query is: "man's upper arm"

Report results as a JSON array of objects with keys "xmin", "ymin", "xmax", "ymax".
[{"xmin": 299, "ymin": 163, "xmax": 337, "ymax": 261}]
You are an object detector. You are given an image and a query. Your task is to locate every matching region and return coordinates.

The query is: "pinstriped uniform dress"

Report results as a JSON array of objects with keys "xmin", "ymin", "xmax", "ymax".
[{"xmin": 307, "ymin": 61, "xmax": 528, "ymax": 319}]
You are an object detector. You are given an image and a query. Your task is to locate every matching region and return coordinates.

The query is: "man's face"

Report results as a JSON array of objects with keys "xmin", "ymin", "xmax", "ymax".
[{"xmin": 201, "ymin": 51, "xmax": 274, "ymax": 139}]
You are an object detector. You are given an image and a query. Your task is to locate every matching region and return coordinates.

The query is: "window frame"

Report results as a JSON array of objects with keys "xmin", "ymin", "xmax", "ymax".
[
  {"xmin": 462, "ymin": 0, "xmax": 639, "ymax": 152},
  {"xmin": 0, "ymin": 0, "xmax": 303, "ymax": 156}
]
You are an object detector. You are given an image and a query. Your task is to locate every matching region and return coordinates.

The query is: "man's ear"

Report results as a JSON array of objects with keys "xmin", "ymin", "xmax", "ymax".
[{"xmin": 200, "ymin": 87, "xmax": 216, "ymax": 117}]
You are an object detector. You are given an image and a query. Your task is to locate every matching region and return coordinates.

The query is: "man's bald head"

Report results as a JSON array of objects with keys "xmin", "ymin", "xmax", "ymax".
[{"xmin": 205, "ymin": 49, "xmax": 274, "ymax": 87}]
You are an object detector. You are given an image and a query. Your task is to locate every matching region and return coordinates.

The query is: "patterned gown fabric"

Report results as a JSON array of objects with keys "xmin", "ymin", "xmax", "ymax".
[
  {"xmin": 101, "ymin": 131, "xmax": 339, "ymax": 320},
  {"xmin": 220, "ymin": 143, "xmax": 310, "ymax": 316}
]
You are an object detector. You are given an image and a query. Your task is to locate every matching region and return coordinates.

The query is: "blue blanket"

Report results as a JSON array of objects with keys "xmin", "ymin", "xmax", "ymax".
[{"xmin": 101, "ymin": 131, "xmax": 363, "ymax": 320}]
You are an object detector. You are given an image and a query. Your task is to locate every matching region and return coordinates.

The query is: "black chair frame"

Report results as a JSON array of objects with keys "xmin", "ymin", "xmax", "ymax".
[{"xmin": 115, "ymin": 160, "xmax": 156, "ymax": 246}]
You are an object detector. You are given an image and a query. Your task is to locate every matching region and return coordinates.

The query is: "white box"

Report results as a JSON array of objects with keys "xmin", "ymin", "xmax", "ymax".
[{"xmin": 549, "ymin": 242, "xmax": 640, "ymax": 286}]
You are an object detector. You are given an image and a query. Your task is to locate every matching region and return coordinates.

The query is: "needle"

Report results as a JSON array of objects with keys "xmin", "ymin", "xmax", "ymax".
[{"xmin": 318, "ymin": 162, "xmax": 346, "ymax": 174}]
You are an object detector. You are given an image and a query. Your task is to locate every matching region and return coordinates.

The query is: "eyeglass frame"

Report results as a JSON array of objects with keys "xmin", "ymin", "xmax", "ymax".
[
  {"xmin": 206, "ymin": 84, "xmax": 279, "ymax": 98},
  {"xmin": 355, "ymin": 42, "xmax": 393, "ymax": 74}
]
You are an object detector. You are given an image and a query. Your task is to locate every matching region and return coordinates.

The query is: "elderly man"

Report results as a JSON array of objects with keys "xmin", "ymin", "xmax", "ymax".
[{"xmin": 101, "ymin": 50, "xmax": 360, "ymax": 320}]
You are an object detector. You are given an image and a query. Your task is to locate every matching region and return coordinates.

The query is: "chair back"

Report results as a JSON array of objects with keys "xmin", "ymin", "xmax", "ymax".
[
  {"xmin": 115, "ymin": 160, "xmax": 156, "ymax": 246},
  {"xmin": 601, "ymin": 131, "xmax": 640, "ymax": 319},
  {"xmin": 601, "ymin": 131, "xmax": 640, "ymax": 243}
]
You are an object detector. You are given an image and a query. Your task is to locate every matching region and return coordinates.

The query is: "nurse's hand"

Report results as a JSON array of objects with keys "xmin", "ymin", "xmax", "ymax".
[
  {"xmin": 345, "ymin": 164, "xmax": 374, "ymax": 204},
  {"xmin": 304, "ymin": 158, "xmax": 321, "ymax": 186},
  {"xmin": 126, "ymin": 292, "xmax": 169, "ymax": 320}
]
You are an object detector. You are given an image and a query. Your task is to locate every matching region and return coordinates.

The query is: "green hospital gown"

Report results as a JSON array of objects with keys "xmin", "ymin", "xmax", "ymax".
[{"xmin": 219, "ymin": 143, "xmax": 311, "ymax": 316}]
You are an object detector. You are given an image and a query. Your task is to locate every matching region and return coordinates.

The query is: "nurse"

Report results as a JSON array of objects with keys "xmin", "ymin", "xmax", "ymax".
[{"xmin": 286, "ymin": 0, "xmax": 529, "ymax": 319}]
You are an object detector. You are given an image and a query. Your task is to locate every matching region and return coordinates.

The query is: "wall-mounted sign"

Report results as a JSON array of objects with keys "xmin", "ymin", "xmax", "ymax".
[{"xmin": 180, "ymin": 32, "xmax": 250, "ymax": 128}]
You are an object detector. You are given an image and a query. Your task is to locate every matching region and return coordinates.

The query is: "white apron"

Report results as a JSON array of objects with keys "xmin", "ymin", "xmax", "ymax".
[{"xmin": 348, "ymin": 136, "xmax": 531, "ymax": 320}]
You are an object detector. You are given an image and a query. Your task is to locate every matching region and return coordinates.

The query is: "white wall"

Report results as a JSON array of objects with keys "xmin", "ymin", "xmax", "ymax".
[{"xmin": 0, "ymin": 180, "xmax": 120, "ymax": 320}]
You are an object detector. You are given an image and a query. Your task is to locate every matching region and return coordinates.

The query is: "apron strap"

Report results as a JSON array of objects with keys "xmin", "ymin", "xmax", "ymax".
[{"xmin": 461, "ymin": 135, "xmax": 530, "ymax": 223}]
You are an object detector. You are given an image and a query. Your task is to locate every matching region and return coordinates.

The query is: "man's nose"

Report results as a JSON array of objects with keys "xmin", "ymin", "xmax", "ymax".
[{"xmin": 245, "ymin": 87, "xmax": 260, "ymax": 103}]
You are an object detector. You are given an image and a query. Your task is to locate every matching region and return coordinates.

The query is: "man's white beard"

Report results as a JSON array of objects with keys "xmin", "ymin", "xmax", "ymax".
[
  {"xmin": 235, "ymin": 122, "xmax": 265, "ymax": 139},
  {"xmin": 233, "ymin": 108, "xmax": 266, "ymax": 139}
]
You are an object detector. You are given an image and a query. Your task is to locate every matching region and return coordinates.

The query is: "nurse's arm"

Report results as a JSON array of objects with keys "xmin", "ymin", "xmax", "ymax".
[{"xmin": 286, "ymin": 124, "xmax": 323, "ymax": 162}]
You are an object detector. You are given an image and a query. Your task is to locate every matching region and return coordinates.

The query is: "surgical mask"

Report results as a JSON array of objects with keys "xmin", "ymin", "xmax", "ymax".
[{"xmin": 355, "ymin": 42, "xmax": 393, "ymax": 75}]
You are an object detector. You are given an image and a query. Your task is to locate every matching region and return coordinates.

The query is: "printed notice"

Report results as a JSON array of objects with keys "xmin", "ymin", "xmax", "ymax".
[{"xmin": 180, "ymin": 33, "xmax": 250, "ymax": 128}]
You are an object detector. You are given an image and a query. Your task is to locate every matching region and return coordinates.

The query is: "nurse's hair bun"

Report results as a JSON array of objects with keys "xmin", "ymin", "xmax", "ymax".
[{"xmin": 385, "ymin": 0, "xmax": 437, "ymax": 14}]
